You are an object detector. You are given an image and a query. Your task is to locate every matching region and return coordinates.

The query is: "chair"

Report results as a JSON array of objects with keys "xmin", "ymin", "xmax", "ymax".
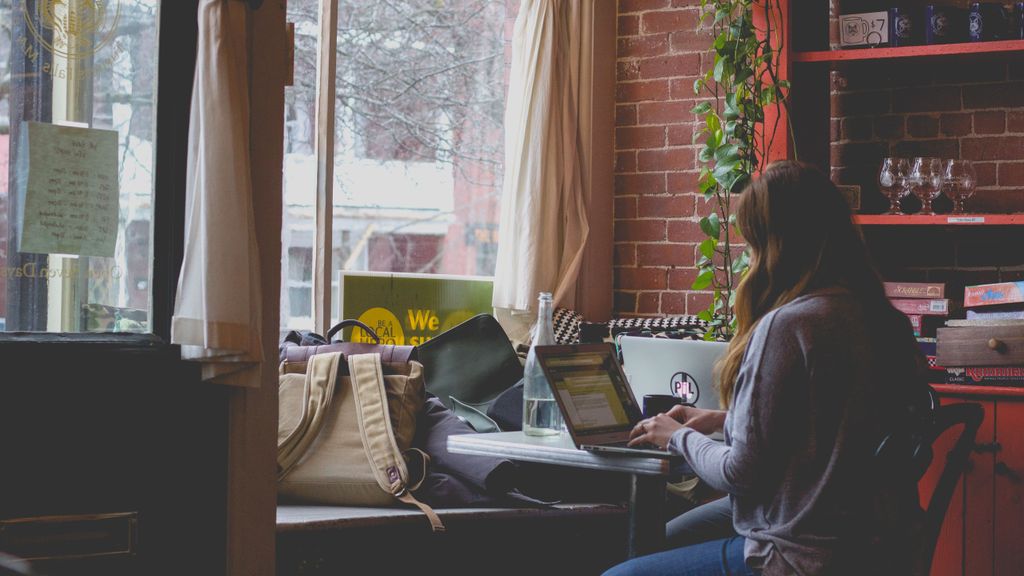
[{"xmin": 874, "ymin": 386, "xmax": 984, "ymax": 576}]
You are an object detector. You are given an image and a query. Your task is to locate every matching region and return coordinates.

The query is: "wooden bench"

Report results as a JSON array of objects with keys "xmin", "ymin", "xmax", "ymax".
[{"xmin": 277, "ymin": 503, "xmax": 630, "ymax": 575}]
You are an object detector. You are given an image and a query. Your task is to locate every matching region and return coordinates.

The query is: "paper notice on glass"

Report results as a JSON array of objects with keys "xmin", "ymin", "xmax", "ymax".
[{"xmin": 17, "ymin": 122, "xmax": 119, "ymax": 258}]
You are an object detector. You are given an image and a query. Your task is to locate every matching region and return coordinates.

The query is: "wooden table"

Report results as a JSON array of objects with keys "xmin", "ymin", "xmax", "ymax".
[{"xmin": 447, "ymin": 431, "xmax": 676, "ymax": 558}]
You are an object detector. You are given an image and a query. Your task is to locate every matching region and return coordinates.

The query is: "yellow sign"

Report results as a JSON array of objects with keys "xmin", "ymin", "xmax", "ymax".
[
  {"xmin": 354, "ymin": 307, "xmax": 406, "ymax": 345},
  {"xmin": 22, "ymin": 0, "xmax": 122, "ymax": 60}
]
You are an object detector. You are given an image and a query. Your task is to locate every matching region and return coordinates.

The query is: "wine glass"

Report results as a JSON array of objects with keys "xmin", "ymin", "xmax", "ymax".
[
  {"xmin": 944, "ymin": 159, "xmax": 977, "ymax": 215},
  {"xmin": 907, "ymin": 157, "xmax": 944, "ymax": 216},
  {"xmin": 878, "ymin": 157, "xmax": 909, "ymax": 215}
]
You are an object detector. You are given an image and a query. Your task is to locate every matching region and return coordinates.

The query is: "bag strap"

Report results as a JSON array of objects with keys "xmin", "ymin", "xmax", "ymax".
[
  {"xmin": 277, "ymin": 352, "xmax": 342, "ymax": 481},
  {"xmin": 327, "ymin": 319, "xmax": 380, "ymax": 343},
  {"xmin": 349, "ymin": 353, "xmax": 445, "ymax": 532}
]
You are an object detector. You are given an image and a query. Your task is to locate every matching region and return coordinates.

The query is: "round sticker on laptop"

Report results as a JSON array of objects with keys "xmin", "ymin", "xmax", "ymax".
[{"xmin": 669, "ymin": 371, "xmax": 700, "ymax": 405}]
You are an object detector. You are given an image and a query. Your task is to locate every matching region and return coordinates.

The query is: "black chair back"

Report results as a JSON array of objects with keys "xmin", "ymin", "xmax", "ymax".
[{"xmin": 875, "ymin": 397, "xmax": 984, "ymax": 576}]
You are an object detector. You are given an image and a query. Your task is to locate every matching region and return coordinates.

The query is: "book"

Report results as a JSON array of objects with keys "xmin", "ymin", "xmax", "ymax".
[
  {"xmin": 964, "ymin": 281, "xmax": 1024, "ymax": 308},
  {"xmin": 946, "ymin": 319, "xmax": 1024, "ymax": 327},
  {"xmin": 890, "ymin": 298, "xmax": 950, "ymax": 316},
  {"xmin": 908, "ymin": 315, "xmax": 944, "ymax": 338},
  {"xmin": 884, "ymin": 282, "xmax": 945, "ymax": 299},
  {"xmin": 946, "ymin": 366, "xmax": 1024, "ymax": 386}
]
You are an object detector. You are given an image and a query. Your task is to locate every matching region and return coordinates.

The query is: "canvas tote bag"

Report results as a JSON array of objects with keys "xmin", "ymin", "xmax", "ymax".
[{"xmin": 277, "ymin": 352, "xmax": 444, "ymax": 531}]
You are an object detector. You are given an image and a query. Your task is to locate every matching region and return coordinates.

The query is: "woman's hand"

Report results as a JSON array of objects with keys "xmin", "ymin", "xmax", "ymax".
[
  {"xmin": 628, "ymin": 414, "xmax": 684, "ymax": 450},
  {"xmin": 664, "ymin": 405, "xmax": 727, "ymax": 435}
]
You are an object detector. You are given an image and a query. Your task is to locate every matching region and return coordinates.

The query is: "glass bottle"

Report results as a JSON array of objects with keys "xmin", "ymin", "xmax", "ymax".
[{"xmin": 522, "ymin": 292, "xmax": 563, "ymax": 436}]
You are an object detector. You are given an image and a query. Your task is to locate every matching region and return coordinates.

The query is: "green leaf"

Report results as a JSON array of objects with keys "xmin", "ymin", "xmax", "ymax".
[
  {"xmin": 699, "ymin": 237, "xmax": 717, "ymax": 259},
  {"xmin": 692, "ymin": 269, "xmax": 715, "ymax": 290},
  {"xmin": 697, "ymin": 310, "xmax": 714, "ymax": 323},
  {"xmin": 691, "ymin": 101, "xmax": 712, "ymax": 115},
  {"xmin": 707, "ymin": 211, "xmax": 721, "ymax": 238},
  {"xmin": 713, "ymin": 57, "xmax": 726, "ymax": 83}
]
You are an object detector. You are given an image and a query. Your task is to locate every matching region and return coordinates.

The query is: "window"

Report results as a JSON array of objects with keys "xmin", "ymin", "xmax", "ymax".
[
  {"xmin": 281, "ymin": 0, "xmax": 509, "ymax": 335},
  {"xmin": 0, "ymin": 0, "xmax": 160, "ymax": 333}
]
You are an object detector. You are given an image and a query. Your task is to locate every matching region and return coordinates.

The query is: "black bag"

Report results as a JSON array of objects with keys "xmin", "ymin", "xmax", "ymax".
[{"xmin": 415, "ymin": 314, "xmax": 522, "ymax": 430}]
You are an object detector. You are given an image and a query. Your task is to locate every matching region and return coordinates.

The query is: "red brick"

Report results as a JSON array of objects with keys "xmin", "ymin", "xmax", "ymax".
[
  {"xmin": 906, "ymin": 115, "xmax": 939, "ymax": 138},
  {"xmin": 638, "ymin": 53, "xmax": 700, "ymax": 79},
  {"xmin": 669, "ymin": 28, "xmax": 713, "ymax": 53},
  {"xmin": 641, "ymin": 9, "xmax": 699, "ymax": 35},
  {"xmin": 614, "ymin": 291, "xmax": 638, "ymax": 314},
  {"xmin": 892, "ymin": 86, "xmax": 961, "ymax": 113},
  {"xmin": 974, "ymin": 111, "xmax": 1007, "ymax": 135},
  {"xmin": 638, "ymin": 101, "xmax": 691, "ymax": 125},
  {"xmin": 637, "ymin": 147, "xmax": 695, "ymax": 172},
  {"xmin": 616, "ymin": 151, "xmax": 637, "ymax": 173},
  {"xmin": 671, "ymin": 0, "xmax": 701, "ymax": 6},
  {"xmin": 638, "ymin": 194, "xmax": 695, "ymax": 218},
  {"xmin": 615, "ymin": 243, "xmax": 637, "ymax": 267},
  {"xmin": 637, "ymin": 292, "xmax": 661, "ymax": 314},
  {"xmin": 999, "ymin": 163, "xmax": 1024, "ymax": 186},
  {"xmin": 963, "ymin": 82, "xmax": 1024, "ymax": 109},
  {"xmin": 842, "ymin": 117, "xmax": 874, "ymax": 141},
  {"xmin": 662, "ymin": 291, "xmax": 687, "ymax": 314},
  {"xmin": 618, "ymin": 35, "xmax": 670, "ymax": 59},
  {"xmin": 975, "ymin": 162, "xmax": 998, "ymax": 187},
  {"xmin": 615, "ymin": 197, "xmax": 637, "ymax": 219},
  {"xmin": 669, "ymin": 268, "xmax": 699, "ymax": 290},
  {"xmin": 875, "ymin": 115, "xmax": 906, "ymax": 139},
  {"xmin": 835, "ymin": 91, "xmax": 891, "ymax": 117},
  {"xmin": 667, "ymin": 124, "xmax": 696, "ymax": 146},
  {"xmin": 962, "ymin": 137, "xmax": 1024, "ymax": 161},
  {"xmin": 616, "ymin": 125, "xmax": 666, "ymax": 149},
  {"xmin": 617, "ymin": 61, "xmax": 642, "ymax": 82},
  {"xmin": 637, "ymin": 243, "xmax": 693, "ymax": 266},
  {"xmin": 667, "ymin": 172, "xmax": 699, "ymax": 193},
  {"xmin": 617, "ymin": 80, "xmax": 671, "ymax": 103},
  {"xmin": 667, "ymin": 219, "xmax": 703, "ymax": 243},
  {"xmin": 670, "ymin": 78, "xmax": 703, "ymax": 100},
  {"xmin": 618, "ymin": 15, "xmax": 640, "ymax": 36},
  {"xmin": 616, "ymin": 104, "xmax": 638, "ymax": 127},
  {"xmin": 1009, "ymin": 111, "xmax": 1024, "ymax": 133},
  {"xmin": 615, "ymin": 219, "xmax": 667, "ymax": 242},
  {"xmin": 619, "ymin": 0, "xmax": 669, "ymax": 13},
  {"xmin": 616, "ymin": 173, "xmax": 667, "ymax": 195},
  {"xmin": 831, "ymin": 142, "xmax": 887, "ymax": 168},
  {"xmin": 686, "ymin": 292, "xmax": 713, "ymax": 315},
  {"xmin": 892, "ymin": 140, "xmax": 959, "ymax": 161},
  {"xmin": 616, "ymin": 268, "xmax": 668, "ymax": 290},
  {"xmin": 940, "ymin": 113, "xmax": 972, "ymax": 137}
]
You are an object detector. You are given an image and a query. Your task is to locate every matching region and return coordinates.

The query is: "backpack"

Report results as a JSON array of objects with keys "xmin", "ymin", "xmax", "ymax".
[{"xmin": 277, "ymin": 352, "xmax": 444, "ymax": 531}]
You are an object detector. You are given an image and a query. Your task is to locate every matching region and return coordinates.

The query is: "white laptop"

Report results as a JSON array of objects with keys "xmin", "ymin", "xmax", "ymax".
[{"xmin": 618, "ymin": 336, "xmax": 728, "ymax": 411}]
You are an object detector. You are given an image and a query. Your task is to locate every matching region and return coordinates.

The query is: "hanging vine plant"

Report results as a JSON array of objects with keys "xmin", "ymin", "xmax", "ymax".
[{"xmin": 691, "ymin": 0, "xmax": 790, "ymax": 340}]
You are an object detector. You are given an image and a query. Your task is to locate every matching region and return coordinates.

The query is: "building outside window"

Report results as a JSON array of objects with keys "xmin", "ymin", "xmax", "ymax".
[{"xmin": 281, "ymin": 0, "xmax": 510, "ymax": 336}]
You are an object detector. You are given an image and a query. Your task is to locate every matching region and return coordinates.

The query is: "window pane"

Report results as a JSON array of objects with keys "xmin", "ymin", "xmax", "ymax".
[
  {"xmin": 0, "ymin": 0, "xmax": 160, "ymax": 333},
  {"xmin": 332, "ymin": 1, "xmax": 507, "ymax": 281},
  {"xmin": 281, "ymin": 0, "xmax": 318, "ymax": 337}
]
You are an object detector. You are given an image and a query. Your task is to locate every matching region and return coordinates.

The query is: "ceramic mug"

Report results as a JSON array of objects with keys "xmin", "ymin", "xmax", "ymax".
[
  {"xmin": 970, "ymin": 2, "xmax": 1010, "ymax": 41},
  {"xmin": 1016, "ymin": 2, "xmax": 1024, "ymax": 39},
  {"xmin": 890, "ymin": 7, "xmax": 919, "ymax": 46},
  {"xmin": 926, "ymin": 5, "xmax": 964, "ymax": 44},
  {"xmin": 643, "ymin": 394, "xmax": 683, "ymax": 419}
]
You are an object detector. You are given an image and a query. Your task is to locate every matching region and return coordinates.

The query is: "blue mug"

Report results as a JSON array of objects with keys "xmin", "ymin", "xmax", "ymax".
[
  {"xmin": 890, "ymin": 7, "xmax": 919, "ymax": 46},
  {"xmin": 970, "ymin": 2, "xmax": 1010, "ymax": 41},
  {"xmin": 926, "ymin": 5, "xmax": 964, "ymax": 44},
  {"xmin": 1016, "ymin": 2, "xmax": 1024, "ymax": 39}
]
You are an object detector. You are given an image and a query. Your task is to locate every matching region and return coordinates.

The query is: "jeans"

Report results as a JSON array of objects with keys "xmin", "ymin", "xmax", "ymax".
[
  {"xmin": 602, "ymin": 536, "xmax": 759, "ymax": 576},
  {"xmin": 667, "ymin": 496, "xmax": 735, "ymax": 547}
]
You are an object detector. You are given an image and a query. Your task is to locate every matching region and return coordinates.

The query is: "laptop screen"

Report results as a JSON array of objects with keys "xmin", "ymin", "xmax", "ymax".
[{"xmin": 536, "ymin": 345, "xmax": 641, "ymax": 435}]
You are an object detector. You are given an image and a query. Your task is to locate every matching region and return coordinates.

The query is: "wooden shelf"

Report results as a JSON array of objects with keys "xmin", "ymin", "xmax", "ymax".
[
  {"xmin": 793, "ymin": 40, "xmax": 1024, "ymax": 64},
  {"xmin": 854, "ymin": 214, "xmax": 1024, "ymax": 226},
  {"xmin": 933, "ymin": 383, "xmax": 1024, "ymax": 399}
]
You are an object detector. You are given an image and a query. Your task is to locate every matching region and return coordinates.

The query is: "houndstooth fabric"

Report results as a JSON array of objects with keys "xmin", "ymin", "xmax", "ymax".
[
  {"xmin": 553, "ymin": 308, "xmax": 584, "ymax": 345},
  {"xmin": 609, "ymin": 315, "xmax": 708, "ymax": 332}
]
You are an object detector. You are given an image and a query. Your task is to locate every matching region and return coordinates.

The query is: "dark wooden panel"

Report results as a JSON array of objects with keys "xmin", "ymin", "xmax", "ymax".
[
  {"xmin": 994, "ymin": 400, "xmax": 1024, "ymax": 575},
  {"xmin": 937, "ymin": 326, "xmax": 1024, "ymax": 367}
]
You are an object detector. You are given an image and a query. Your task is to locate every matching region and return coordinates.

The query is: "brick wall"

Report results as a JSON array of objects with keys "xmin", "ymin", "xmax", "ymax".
[
  {"xmin": 614, "ymin": 0, "xmax": 717, "ymax": 317},
  {"xmin": 614, "ymin": 1, "xmax": 1024, "ymax": 317}
]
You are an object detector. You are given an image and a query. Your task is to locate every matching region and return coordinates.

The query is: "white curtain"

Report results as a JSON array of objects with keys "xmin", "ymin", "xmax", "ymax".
[
  {"xmin": 492, "ymin": 0, "xmax": 591, "ymax": 316},
  {"xmin": 171, "ymin": 0, "xmax": 263, "ymax": 386}
]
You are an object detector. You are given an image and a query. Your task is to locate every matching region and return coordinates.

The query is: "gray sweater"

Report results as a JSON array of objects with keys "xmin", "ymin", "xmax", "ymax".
[{"xmin": 670, "ymin": 288, "xmax": 921, "ymax": 575}]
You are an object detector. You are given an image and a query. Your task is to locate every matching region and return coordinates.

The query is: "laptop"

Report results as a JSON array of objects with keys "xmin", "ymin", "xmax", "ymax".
[
  {"xmin": 618, "ymin": 337, "xmax": 728, "ymax": 411},
  {"xmin": 534, "ymin": 343, "xmax": 673, "ymax": 458}
]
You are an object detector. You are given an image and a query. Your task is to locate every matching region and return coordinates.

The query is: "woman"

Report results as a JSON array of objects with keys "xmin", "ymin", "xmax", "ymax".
[{"xmin": 604, "ymin": 162, "xmax": 925, "ymax": 576}]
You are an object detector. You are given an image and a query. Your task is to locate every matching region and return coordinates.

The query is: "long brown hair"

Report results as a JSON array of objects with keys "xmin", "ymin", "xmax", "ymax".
[{"xmin": 717, "ymin": 161, "xmax": 894, "ymax": 407}]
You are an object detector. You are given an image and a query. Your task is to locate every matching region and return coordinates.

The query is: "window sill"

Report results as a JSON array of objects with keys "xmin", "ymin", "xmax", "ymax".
[{"xmin": 0, "ymin": 333, "xmax": 179, "ymax": 358}]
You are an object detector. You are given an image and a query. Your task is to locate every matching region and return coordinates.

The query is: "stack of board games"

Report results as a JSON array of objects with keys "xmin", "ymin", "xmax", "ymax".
[
  {"xmin": 884, "ymin": 282, "xmax": 948, "ymax": 383},
  {"xmin": 940, "ymin": 281, "xmax": 1024, "ymax": 387}
]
